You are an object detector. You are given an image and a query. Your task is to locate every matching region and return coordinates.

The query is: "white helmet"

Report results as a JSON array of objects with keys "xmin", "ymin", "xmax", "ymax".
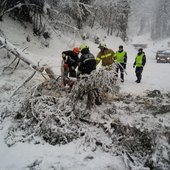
[{"xmin": 98, "ymin": 42, "xmax": 107, "ymax": 48}]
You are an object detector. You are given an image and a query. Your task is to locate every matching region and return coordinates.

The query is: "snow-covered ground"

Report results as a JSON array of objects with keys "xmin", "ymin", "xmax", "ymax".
[{"xmin": 0, "ymin": 17, "xmax": 170, "ymax": 170}]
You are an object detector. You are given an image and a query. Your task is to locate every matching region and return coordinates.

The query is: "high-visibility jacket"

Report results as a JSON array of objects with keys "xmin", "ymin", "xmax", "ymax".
[
  {"xmin": 115, "ymin": 50, "xmax": 127, "ymax": 63},
  {"xmin": 135, "ymin": 53, "xmax": 144, "ymax": 67},
  {"xmin": 96, "ymin": 48, "xmax": 115, "ymax": 66}
]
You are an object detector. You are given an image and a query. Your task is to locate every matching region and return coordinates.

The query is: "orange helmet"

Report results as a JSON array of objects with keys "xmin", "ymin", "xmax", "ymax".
[{"xmin": 73, "ymin": 47, "xmax": 79, "ymax": 54}]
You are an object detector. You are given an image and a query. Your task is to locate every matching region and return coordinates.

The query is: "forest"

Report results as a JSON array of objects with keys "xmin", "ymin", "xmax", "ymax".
[{"xmin": 1, "ymin": 0, "xmax": 170, "ymax": 41}]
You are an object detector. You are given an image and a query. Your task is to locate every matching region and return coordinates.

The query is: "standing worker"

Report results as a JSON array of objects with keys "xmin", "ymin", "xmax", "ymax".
[
  {"xmin": 114, "ymin": 45, "xmax": 127, "ymax": 82},
  {"xmin": 96, "ymin": 43, "xmax": 115, "ymax": 70},
  {"xmin": 133, "ymin": 48, "xmax": 146, "ymax": 83},
  {"xmin": 62, "ymin": 47, "xmax": 80, "ymax": 77}
]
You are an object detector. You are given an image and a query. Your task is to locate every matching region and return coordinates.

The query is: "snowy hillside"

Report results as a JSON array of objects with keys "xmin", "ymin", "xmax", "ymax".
[{"xmin": 0, "ymin": 17, "xmax": 170, "ymax": 170}]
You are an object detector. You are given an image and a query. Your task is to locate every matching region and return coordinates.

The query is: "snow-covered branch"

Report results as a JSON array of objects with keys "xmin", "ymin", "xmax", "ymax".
[
  {"xmin": 1, "ymin": 2, "xmax": 42, "ymax": 18},
  {"xmin": 71, "ymin": 1, "xmax": 95, "ymax": 16},
  {"xmin": 51, "ymin": 19, "xmax": 79, "ymax": 31},
  {"xmin": 0, "ymin": 36, "xmax": 57, "ymax": 79},
  {"xmin": 0, "ymin": 37, "xmax": 36, "ymax": 66}
]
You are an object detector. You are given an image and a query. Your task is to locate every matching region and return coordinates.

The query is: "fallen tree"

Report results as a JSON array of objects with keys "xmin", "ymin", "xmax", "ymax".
[
  {"xmin": 0, "ymin": 36, "xmax": 57, "ymax": 95},
  {"xmin": 4, "ymin": 90, "xmax": 170, "ymax": 170},
  {"xmin": 1, "ymin": 39, "xmax": 170, "ymax": 169}
]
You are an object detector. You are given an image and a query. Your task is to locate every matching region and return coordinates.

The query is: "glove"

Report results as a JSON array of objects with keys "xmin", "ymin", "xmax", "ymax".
[
  {"xmin": 62, "ymin": 53, "xmax": 66, "ymax": 60},
  {"xmin": 133, "ymin": 65, "xmax": 135, "ymax": 68},
  {"xmin": 63, "ymin": 63, "xmax": 69, "ymax": 70},
  {"xmin": 124, "ymin": 64, "xmax": 126, "ymax": 69}
]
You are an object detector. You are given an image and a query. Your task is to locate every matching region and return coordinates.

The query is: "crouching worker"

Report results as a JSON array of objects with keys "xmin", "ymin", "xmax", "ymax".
[
  {"xmin": 78, "ymin": 44, "xmax": 101, "ymax": 105},
  {"xmin": 77, "ymin": 44, "xmax": 96, "ymax": 76},
  {"xmin": 62, "ymin": 47, "xmax": 80, "ymax": 77}
]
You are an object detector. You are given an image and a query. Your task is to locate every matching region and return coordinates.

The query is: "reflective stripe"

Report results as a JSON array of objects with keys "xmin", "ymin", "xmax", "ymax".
[
  {"xmin": 84, "ymin": 57, "xmax": 95, "ymax": 63},
  {"xmin": 96, "ymin": 57, "xmax": 101, "ymax": 61},
  {"xmin": 100, "ymin": 53, "xmax": 112, "ymax": 59}
]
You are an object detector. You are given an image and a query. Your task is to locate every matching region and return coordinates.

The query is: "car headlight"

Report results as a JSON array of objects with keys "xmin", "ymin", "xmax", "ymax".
[
  {"xmin": 167, "ymin": 57, "xmax": 170, "ymax": 60},
  {"xmin": 157, "ymin": 57, "xmax": 160, "ymax": 59}
]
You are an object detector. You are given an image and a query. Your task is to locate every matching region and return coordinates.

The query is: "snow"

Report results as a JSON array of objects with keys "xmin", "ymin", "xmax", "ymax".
[
  {"xmin": 0, "ymin": 137, "xmax": 122, "ymax": 170},
  {"xmin": 0, "ymin": 16, "xmax": 170, "ymax": 170},
  {"xmin": 0, "ymin": 120, "xmax": 124, "ymax": 170}
]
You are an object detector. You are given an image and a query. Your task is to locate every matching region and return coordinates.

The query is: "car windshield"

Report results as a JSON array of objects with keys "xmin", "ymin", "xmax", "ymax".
[{"xmin": 157, "ymin": 50, "xmax": 170, "ymax": 56}]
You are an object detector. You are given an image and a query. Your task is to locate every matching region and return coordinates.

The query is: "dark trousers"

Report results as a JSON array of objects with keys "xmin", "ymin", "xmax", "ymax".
[
  {"xmin": 116, "ymin": 63, "xmax": 125, "ymax": 81},
  {"xmin": 64, "ymin": 68, "xmax": 76, "ymax": 78},
  {"xmin": 135, "ymin": 67, "xmax": 143, "ymax": 82},
  {"xmin": 69, "ymin": 68, "xmax": 76, "ymax": 77}
]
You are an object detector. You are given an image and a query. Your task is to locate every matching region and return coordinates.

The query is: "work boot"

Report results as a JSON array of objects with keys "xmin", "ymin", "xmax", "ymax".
[{"xmin": 135, "ymin": 80, "xmax": 140, "ymax": 83}]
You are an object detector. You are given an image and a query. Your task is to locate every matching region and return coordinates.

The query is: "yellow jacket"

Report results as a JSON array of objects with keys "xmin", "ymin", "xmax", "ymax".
[{"xmin": 96, "ymin": 48, "xmax": 115, "ymax": 66}]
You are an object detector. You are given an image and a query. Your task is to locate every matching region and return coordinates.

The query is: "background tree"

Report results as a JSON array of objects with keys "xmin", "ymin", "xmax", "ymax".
[
  {"xmin": 151, "ymin": 0, "xmax": 170, "ymax": 39},
  {"xmin": 114, "ymin": 0, "xmax": 130, "ymax": 41},
  {"xmin": 0, "ymin": 0, "xmax": 131, "ymax": 41},
  {"xmin": 0, "ymin": 0, "xmax": 45, "ymax": 35}
]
